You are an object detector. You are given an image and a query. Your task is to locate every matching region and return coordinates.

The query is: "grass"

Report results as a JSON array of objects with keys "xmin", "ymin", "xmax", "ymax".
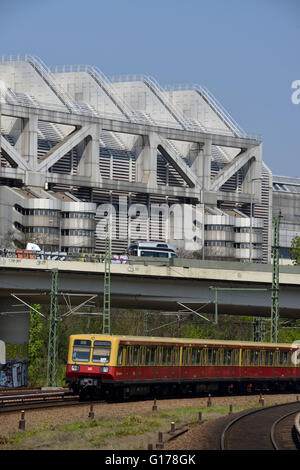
[{"xmin": 0, "ymin": 400, "xmax": 268, "ymax": 450}]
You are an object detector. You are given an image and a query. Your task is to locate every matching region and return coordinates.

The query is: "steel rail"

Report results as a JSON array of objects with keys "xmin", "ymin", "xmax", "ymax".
[
  {"xmin": 270, "ymin": 409, "xmax": 300, "ymax": 450},
  {"xmin": 220, "ymin": 401, "xmax": 300, "ymax": 450}
]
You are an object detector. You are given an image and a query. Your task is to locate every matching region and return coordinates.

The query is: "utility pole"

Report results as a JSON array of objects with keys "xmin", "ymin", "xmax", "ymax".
[
  {"xmin": 270, "ymin": 214, "xmax": 281, "ymax": 343},
  {"xmin": 102, "ymin": 220, "xmax": 111, "ymax": 334},
  {"xmin": 20, "ymin": 270, "xmax": 98, "ymax": 389},
  {"xmin": 209, "ymin": 286, "xmax": 269, "ymax": 326},
  {"xmin": 46, "ymin": 268, "xmax": 59, "ymax": 387}
]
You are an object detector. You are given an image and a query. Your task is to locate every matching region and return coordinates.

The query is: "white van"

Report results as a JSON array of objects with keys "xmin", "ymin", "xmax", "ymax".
[{"xmin": 128, "ymin": 241, "xmax": 178, "ymax": 259}]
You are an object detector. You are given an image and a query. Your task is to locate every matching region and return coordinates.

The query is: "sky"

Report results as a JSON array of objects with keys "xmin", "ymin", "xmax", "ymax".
[{"xmin": 0, "ymin": 0, "xmax": 299, "ymax": 177}]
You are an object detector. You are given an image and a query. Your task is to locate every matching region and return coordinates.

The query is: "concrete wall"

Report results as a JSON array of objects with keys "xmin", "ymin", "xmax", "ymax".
[{"xmin": 0, "ymin": 299, "xmax": 29, "ymax": 388}]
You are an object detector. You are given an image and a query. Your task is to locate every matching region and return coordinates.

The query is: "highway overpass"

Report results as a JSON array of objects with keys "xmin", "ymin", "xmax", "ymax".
[{"xmin": 0, "ymin": 256, "xmax": 300, "ymax": 319}]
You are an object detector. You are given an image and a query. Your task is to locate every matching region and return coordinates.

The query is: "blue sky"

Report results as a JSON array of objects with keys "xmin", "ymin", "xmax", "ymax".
[{"xmin": 1, "ymin": 0, "xmax": 299, "ymax": 176}]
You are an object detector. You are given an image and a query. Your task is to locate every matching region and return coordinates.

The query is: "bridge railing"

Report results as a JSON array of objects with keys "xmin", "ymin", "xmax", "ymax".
[
  {"xmin": 0, "ymin": 250, "xmax": 173, "ymax": 266},
  {"xmin": 1, "ymin": 250, "xmax": 298, "ymax": 273}
]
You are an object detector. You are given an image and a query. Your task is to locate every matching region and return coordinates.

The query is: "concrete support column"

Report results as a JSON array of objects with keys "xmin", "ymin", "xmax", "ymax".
[
  {"xmin": 15, "ymin": 115, "xmax": 38, "ymax": 170},
  {"xmin": 0, "ymin": 298, "xmax": 30, "ymax": 387},
  {"xmin": 191, "ymin": 138, "xmax": 211, "ymax": 191},
  {"xmin": 241, "ymin": 143, "xmax": 263, "ymax": 199},
  {"xmin": 135, "ymin": 132, "xmax": 158, "ymax": 190},
  {"xmin": 77, "ymin": 124, "xmax": 102, "ymax": 184}
]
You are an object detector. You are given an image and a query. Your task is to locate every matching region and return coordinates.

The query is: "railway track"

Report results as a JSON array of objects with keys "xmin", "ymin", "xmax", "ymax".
[
  {"xmin": 220, "ymin": 401, "xmax": 300, "ymax": 450},
  {"xmin": 0, "ymin": 389, "xmax": 83, "ymax": 413}
]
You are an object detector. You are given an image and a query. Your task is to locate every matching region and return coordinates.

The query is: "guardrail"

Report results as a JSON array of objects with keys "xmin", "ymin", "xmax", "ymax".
[
  {"xmin": 0, "ymin": 250, "xmax": 174, "ymax": 266},
  {"xmin": 1, "ymin": 250, "xmax": 300, "ymax": 275}
]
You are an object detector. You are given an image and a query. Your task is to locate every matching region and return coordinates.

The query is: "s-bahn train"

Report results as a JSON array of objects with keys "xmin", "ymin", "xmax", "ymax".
[{"xmin": 65, "ymin": 334, "xmax": 300, "ymax": 399}]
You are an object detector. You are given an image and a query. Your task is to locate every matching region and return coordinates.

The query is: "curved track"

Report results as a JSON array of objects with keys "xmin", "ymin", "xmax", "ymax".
[{"xmin": 221, "ymin": 402, "xmax": 300, "ymax": 450}]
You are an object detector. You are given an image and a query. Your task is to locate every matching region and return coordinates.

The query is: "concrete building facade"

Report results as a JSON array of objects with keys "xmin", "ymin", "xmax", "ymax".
[
  {"xmin": 0, "ymin": 54, "xmax": 294, "ymax": 264},
  {"xmin": 0, "ymin": 54, "xmax": 299, "ymax": 386}
]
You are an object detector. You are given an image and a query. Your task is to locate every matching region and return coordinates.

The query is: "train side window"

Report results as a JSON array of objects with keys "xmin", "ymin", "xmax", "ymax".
[
  {"xmin": 145, "ymin": 347, "xmax": 150, "ymax": 365},
  {"xmin": 242, "ymin": 350, "xmax": 250, "ymax": 366},
  {"xmin": 196, "ymin": 349, "xmax": 201, "ymax": 366},
  {"xmin": 133, "ymin": 346, "xmax": 139, "ymax": 365},
  {"xmin": 187, "ymin": 348, "xmax": 192, "ymax": 365},
  {"xmin": 125, "ymin": 346, "xmax": 132, "ymax": 366},
  {"xmin": 126, "ymin": 346, "xmax": 133, "ymax": 365},
  {"xmin": 254, "ymin": 351, "xmax": 259, "ymax": 366},
  {"xmin": 139, "ymin": 347, "xmax": 145, "ymax": 366},
  {"xmin": 201, "ymin": 349, "xmax": 206, "ymax": 366},
  {"xmin": 128, "ymin": 346, "xmax": 134, "ymax": 365},
  {"xmin": 182, "ymin": 348, "xmax": 187, "ymax": 366},
  {"xmin": 117, "ymin": 346, "xmax": 123, "ymax": 365},
  {"xmin": 207, "ymin": 349, "xmax": 212, "ymax": 365},
  {"xmin": 191, "ymin": 348, "xmax": 196, "ymax": 365},
  {"xmin": 266, "ymin": 350, "xmax": 274, "ymax": 366},
  {"xmin": 224, "ymin": 349, "xmax": 232, "ymax": 366},
  {"xmin": 168, "ymin": 347, "xmax": 173, "ymax": 365},
  {"xmin": 234, "ymin": 349, "xmax": 240, "ymax": 366},
  {"xmin": 249, "ymin": 350, "xmax": 253, "ymax": 365},
  {"xmin": 183, "ymin": 347, "xmax": 191, "ymax": 366},
  {"xmin": 218, "ymin": 349, "xmax": 224, "ymax": 366},
  {"xmin": 172, "ymin": 347, "xmax": 180, "ymax": 365},
  {"xmin": 156, "ymin": 347, "xmax": 162, "ymax": 366},
  {"xmin": 181, "ymin": 348, "xmax": 185, "ymax": 365},
  {"xmin": 212, "ymin": 349, "xmax": 217, "ymax": 365},
  {"xmin": 280, "ymin": 351, "xmax": 288, "ymax": 365},
  {"xmin": 265, "ymin": 350, "xmax": 268, "ymax": 366},
  {"xmin": 265, "ymin": 350, "xmax": 269, "ymax": 366},
  {"xmin": 161, "ymin": 346, "xmax": 166, "ymax": 365},
  {"xmin": 166, "ymin": 347, "xmax": 171, "ymax": 365},
  {"xmin": 206, "ymin": 349, "xmax": 217, "ymax": 366},
  {"xmin": 162, "ymin": 346, "xmax": 168, "ymax": 366},
  {"xmin": 150, "ymin": 347, "xmax": 156, "ymax": 365},
  {"xmin": 170, "ymin": 348, "xmax": 175, "ymax": 365}
]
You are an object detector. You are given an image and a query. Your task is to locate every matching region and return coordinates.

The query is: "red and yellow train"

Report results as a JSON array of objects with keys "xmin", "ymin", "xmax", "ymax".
[{"xmin": 65, "ymin": 334, "xmax": 300, "ymax": 399}]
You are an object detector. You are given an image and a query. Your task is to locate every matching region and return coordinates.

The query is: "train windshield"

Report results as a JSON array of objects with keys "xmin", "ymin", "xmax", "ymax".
[
  {"xmin": 92, "ymin": 341, "xmax": 111, "ymax": 363},
  {"xmin": 72, "ymin": 339, "xmax": 91, "ymax": 362}
]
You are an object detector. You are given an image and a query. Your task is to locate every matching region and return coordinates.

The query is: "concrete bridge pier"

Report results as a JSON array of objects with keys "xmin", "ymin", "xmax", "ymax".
[{"xmin": 0, "ymin": 297, "xmax": 30, "ymax": 388}]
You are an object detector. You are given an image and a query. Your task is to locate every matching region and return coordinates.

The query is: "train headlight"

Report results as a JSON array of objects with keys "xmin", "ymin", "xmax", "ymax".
[
  {"xmin": 100, "ymin": 366, "xmax": 109, "ymax": 373},
  {"xmin": 71, "ymin": 365, "xmax": 80, "ymax": 371}
]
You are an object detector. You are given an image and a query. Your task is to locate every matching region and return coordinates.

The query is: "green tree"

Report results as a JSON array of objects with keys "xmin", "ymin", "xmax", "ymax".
[
  {"xmin": 28, "ymin": 305, "xmax": 48, "ymax": 386},
  {"xmin": 290, "ymin": 235, "xmax": 300, "ymax": 265}
]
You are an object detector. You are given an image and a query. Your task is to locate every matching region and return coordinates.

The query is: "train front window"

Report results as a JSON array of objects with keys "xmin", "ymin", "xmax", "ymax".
[
  {"xmin": 72, "ymin": 339, "xmax": 91, "ymax": 362},
  {"xmin": 92, "ymin": 341, "xmax": 111, "ymax": 363}
]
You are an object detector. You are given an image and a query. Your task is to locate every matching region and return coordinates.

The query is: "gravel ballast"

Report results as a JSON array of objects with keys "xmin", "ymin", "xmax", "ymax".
[{"xmin": 0, "ymin": 393, "xmax": 299, "ymax": 450}]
